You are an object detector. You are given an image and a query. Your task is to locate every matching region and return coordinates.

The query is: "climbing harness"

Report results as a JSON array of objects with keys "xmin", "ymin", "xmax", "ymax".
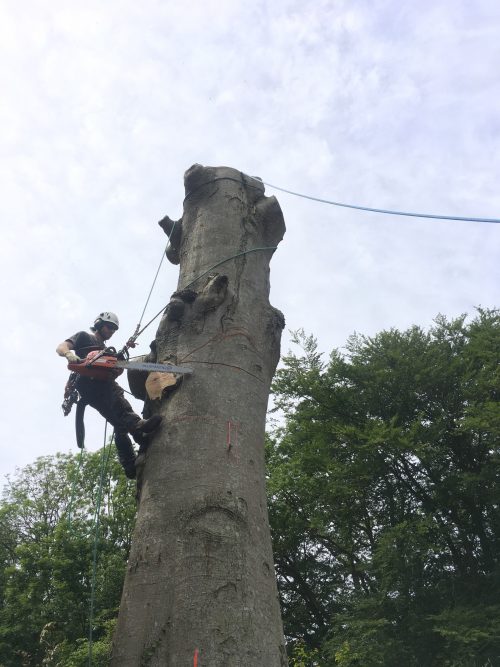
[{"xmin": 62, "ymin": 372, "xmax": 79, "ymax": 416}]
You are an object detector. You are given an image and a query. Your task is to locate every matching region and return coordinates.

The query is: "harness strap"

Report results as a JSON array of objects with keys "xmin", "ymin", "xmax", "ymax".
[{"xmin": 62, "ymin": 372, "xmax": 79, "ymax": 416}]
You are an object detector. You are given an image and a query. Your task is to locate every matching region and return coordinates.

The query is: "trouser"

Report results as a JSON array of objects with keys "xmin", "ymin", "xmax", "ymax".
[
  {"xmin": 76, "ymin": 377, "xmax": 142, "ymax": 434},
  {"xmin": 76, "ymin": 377, "xmax": 142, "ymax": 470},
  {"xmin": 114, "ymin": 432, "xmax": 136, "ymax": 470}
]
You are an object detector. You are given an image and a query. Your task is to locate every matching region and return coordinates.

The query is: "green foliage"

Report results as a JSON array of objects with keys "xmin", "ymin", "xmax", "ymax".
[
  {"xmin": 2, "ymin": 310, "xmax": 500, "ymax": 666},
  {"xmin": 289, "ymin": 639, "xmax": 320, "ymax": 666},
  {"xmin": 268, "ymin": 309, "xmax": 500, "ymax": 666},
  {"xmin": 45, "ymin": 618, "xmax": 116, "ymax": 667},
  {"xmin": 0, "ymin": 447, "xmax": 135, "ymax": 666}
]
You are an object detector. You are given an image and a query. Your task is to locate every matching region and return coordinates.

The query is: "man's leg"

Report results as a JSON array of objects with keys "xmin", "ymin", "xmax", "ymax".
[
  {"xmin": 76, "ymin": 379, "xmax": 162, "ymax": 474},
  {"xmin": 106, "ymin": 382, "xmax": 162, "ymax": 439},
  {"xmin": 114, "ymin": 432, "xmax": 137, "ymax": 480},
  {"xmin": 77, "ymin": 379, "xmax": 139, "ymax": 478}
]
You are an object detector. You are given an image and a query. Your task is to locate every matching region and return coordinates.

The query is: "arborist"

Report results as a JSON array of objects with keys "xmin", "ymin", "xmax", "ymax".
[{"xmin": 56, "ymin": 311, "xmax": 162, "ymax": 479}]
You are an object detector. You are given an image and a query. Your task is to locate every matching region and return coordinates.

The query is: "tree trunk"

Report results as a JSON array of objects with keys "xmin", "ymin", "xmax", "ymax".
[{"xmin": 111, "ymin": 165, "xmax": 287, "ymax": 666}]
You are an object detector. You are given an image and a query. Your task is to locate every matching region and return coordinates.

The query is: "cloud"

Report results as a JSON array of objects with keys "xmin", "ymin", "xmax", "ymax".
[{"xmin": 0, "ymin": 0, "xmax": 499, "ymax": 486}]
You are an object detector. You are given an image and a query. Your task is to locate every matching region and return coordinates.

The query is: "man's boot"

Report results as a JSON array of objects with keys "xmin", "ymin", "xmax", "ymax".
[
  {"xmin": 132, "ymin": 414, "xmax": 163, "ymax": 435},
  {"xmin": 130, "ymin": 415, "xmax": 163, "ymax": 447}
]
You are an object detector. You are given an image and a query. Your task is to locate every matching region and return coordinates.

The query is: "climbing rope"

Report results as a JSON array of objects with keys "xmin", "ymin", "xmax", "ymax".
[
  {"xmin": 182, "ymin": 246, "xmax": 277, "ymax": 290},
  {"xmin": 126, "ymin": 246, "xmax": 278, "ymax": 342},
  {"xmin": 125, "ymin": 219, "xmax": 178, "ymax": 350},
  {"xmin": 88, "ymin": 423, "xmax": 114, "ymax": 667},
  {"xmin": 64, "ymin": 424, "xmax": 114, "ymax": 664},
  {"xmin": 137, "ymin": 245, "xmax": 168, "ymax": 327},
  {"xmin": 66, "ymin": 446, "xmax": 85, "ymax": 527}
]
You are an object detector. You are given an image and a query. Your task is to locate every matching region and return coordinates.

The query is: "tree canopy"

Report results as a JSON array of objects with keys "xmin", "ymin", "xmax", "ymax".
[
  {"xmin": 268, "ymin": 309, "xmax": 500, "ymax": 666},
  {"xmin": 1, "ymin": 309, "xmax": 499, "ymax": 665},
  {"xmin": 0, "ymin": 448, "xmax": 136, "ymax": 666}
]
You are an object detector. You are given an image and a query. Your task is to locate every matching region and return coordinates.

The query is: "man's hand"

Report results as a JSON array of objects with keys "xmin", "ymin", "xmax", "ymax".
[{"xmin": 65, "ymin": 351, "xmax": 81, "ymax": 363}]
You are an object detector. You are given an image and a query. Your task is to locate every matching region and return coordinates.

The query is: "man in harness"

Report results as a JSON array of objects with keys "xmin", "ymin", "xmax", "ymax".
[{"xmin": 56, "ymin": 311, "xmax": 162, "ymax": 479}]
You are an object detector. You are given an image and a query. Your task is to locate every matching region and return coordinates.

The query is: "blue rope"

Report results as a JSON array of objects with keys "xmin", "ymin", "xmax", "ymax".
[{"xmin": 262, "ymin": 181, "xmax": 500, "ymax": 224}]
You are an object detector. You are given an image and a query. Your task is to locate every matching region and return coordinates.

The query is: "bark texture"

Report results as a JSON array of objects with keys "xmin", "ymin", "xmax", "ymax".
[{"xmin": 111, "ymin": 165, "xmax": 287, "ymax": 666}]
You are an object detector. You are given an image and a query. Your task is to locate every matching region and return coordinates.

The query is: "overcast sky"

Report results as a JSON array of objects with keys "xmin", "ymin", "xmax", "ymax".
[{"xmin": 1, "ymin": 0, "xmax": 499, "ymax": 488}]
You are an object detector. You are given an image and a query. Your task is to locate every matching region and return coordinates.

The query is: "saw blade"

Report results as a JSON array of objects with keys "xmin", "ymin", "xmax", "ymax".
[{"xmin": 116, "ymin": 361, "xmax": 193, "ymax": 374}]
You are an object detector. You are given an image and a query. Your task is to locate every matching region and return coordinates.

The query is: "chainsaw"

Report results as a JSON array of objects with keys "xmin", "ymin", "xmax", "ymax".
[{"xmin": 67, "ymin": 348, "xmax": 193, "ymax": 381}]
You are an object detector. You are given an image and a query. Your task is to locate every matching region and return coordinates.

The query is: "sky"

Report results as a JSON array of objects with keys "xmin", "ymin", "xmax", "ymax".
[{"xmin": 1, "ymin": 0, "xmax": 499, "ymax": 488}]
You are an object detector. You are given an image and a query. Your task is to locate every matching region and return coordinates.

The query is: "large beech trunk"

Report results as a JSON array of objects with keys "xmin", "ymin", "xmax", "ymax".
[{"xmin": 111, "ymin": 165, "xmax": 287, "ymax": 666}]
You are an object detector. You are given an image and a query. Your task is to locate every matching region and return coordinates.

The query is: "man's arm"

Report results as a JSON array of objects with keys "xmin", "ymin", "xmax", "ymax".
[{"xmin": 56, "ymin": 340, "xmax": 80, "ymax": 363}]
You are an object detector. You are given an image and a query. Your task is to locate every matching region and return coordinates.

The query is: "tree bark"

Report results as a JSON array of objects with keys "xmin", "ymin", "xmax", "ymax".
[{"xmin": 111, "ymin": 165, "xmax": 287, "ymax": 666}]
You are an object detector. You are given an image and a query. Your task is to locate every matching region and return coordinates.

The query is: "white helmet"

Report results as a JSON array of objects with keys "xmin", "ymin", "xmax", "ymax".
[{"xmin": 93, "ymin": 311, "xmax": 119, "ymax": 330}]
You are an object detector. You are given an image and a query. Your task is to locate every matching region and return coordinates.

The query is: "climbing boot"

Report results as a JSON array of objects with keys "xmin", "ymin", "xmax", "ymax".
[
  {"xmin": 132, "ymin": 414, "xmax": 162, "ymax": 437},
  {"xmin": 123, "ymin": 460, "xmax": 137, "ymax": 480}
]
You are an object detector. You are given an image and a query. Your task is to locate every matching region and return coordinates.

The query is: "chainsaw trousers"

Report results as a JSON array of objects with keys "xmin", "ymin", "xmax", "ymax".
[
  {"xmin": 115, "ymin": 432, "xmax": 136, "ymax": 465},
  {"xmin": 76, "ymin": 377, "xmax": 141, "ymax": 436}
]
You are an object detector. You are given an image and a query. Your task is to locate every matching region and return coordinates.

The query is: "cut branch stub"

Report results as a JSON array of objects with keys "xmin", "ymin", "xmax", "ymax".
[{"xmin": 158, "ymin": 214, "xmax": 182, "ymax": 264}]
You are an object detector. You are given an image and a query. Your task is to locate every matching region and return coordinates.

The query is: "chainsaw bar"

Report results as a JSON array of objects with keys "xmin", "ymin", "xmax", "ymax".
[{"xmin": 115, "ymin": 360, "xmax": 193, "ymax": 374}]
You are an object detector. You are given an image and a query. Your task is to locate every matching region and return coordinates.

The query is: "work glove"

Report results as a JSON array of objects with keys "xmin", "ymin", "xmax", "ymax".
[{"xmin": 65, "ymin": 351, "xmax": 81, "ymax": 363}]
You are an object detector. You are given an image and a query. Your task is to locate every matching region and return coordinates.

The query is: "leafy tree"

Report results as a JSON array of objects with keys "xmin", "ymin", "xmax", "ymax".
[
  {"xmin": 2, "ymin": 309, "xmax": 499, "ymax": 666},
  {"xmin": 0, "ymin": 447, "xmax": 136, "ymax": 666},
  {"xmin": 268, "ymin": 310, "xmax": 500, "ymax": 666}
]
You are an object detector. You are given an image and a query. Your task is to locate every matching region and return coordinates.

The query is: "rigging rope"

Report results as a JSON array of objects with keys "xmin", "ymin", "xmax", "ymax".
[
  {"xmin": 182, "ymin": 173, "xmax": 499, "ymax": 223},
  {"xmin": 261, "ymin": 181, "xmax": 500, "ymax": 224},
  {"xmin": 127, "ymin": 171, "xmax": 500, "ymax": 352}
]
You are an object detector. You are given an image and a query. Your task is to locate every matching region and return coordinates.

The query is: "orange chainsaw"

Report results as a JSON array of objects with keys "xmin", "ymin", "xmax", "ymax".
[{"xmin": 67, "ymin": 348, "xmax": 193, "ymax": 381}]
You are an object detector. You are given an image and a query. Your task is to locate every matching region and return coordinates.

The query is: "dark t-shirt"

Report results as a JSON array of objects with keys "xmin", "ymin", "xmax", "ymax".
[{"xmin": 66, "ymin": 331, "xmax": 104, "ymax": 360}]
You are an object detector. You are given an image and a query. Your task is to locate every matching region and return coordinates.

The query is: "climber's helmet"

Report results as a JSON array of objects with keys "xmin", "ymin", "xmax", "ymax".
[{"xmin": 92, "ymin": 311, "xmax": 119, "ymax": 332}]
